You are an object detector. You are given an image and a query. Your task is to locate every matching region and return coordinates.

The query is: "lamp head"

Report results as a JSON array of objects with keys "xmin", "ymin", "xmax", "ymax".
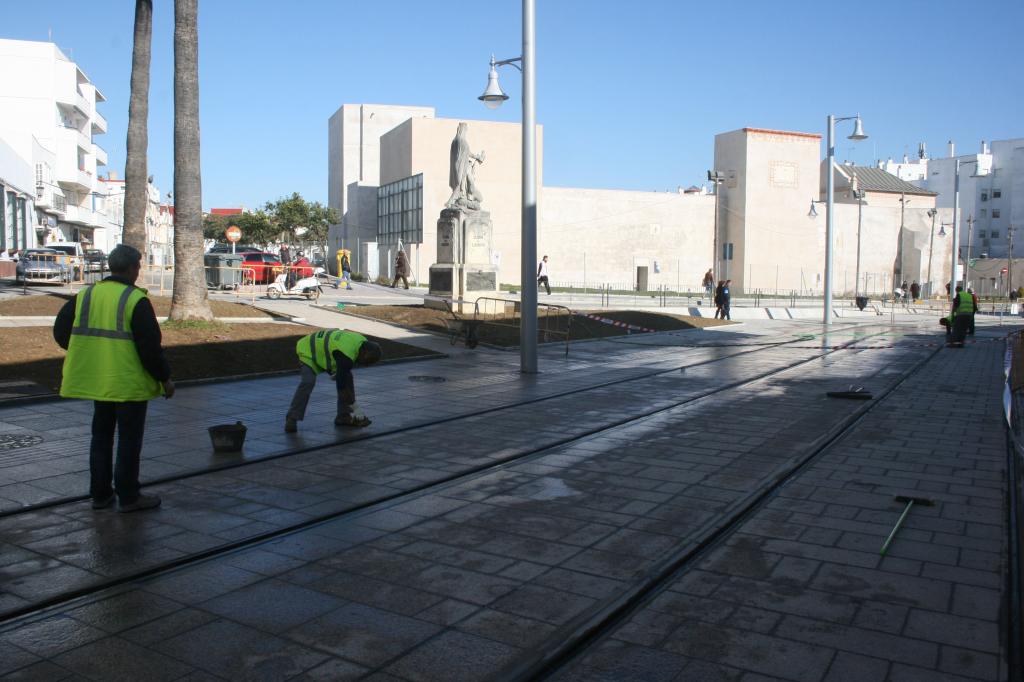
[
  {"xmin": 938, "ymin": 224, "xmax": 947, "ymax": 237},
  {"xmin": 927, "ymin": 208, "xmax": 937, "ymax": 218},
  {"xmin": 808, "ymin": 200, "xmax": 818, "ymax": 218},
  {"xmin": 848, "ymin": 116, "xmax": 868, "ymax": 141},
  {"xmin": 478, "ymin": 55, "xmax": 509, "ymax": 110}
]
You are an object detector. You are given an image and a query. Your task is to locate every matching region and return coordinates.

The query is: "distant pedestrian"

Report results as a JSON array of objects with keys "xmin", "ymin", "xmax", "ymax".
[
  {"xmin": 537, "ymin": 255, "xmax": 551, "ymax": 295},
  {"xmin": 969, "ymin": 288, "xmax": 979, "ymax": 335},
  {"xmin": 714, "ymin": 280, "xmax": 725, "ymax": 319},
  {"xmin": 285, "ymin": 329, "xmax": 382, "ymax": 433},
  {"xmin": 910, "ymin": 281, "xmax": 920, "ymax": 301},
  {"xmin": 53, "ymin": 244, "xmax": 173, "ymax": 513},
  {"xmin": 721, "ymin": 279, "xmax": 732, "ymax": 320},
  {"xmin": 279, "ymin": 243, "xmax": 291, "ymax": 265},
  {"xmin": 340, "ymin": 251, "xmax": 353, "ymax": 290},
  {"xmin": 391, "ymin": 249, "xmax": 411, "ymax": 289},
  {"xmin": 702, "ymin": 269, "xmax": 714, "ymax": 301}
]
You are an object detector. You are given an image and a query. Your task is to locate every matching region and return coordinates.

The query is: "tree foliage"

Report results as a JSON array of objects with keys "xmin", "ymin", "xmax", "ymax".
[
  {"xmin": 203, "ymin": 211, "xmax": 275, "ymax": 245},
  {"xmin": 264, "ymin": 192, "xmax": 339, "ymax": 255}
]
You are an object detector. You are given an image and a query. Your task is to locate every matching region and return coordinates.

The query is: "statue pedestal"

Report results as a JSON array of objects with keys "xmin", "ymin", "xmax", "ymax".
[{"xmin": 429, "ymin": 208, "xmax": 498, "ymax": 310}]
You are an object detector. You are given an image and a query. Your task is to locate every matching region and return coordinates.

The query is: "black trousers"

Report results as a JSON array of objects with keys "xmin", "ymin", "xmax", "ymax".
[
  {"xmin": 90, "ymin": 400, "xmax": 148, "ymax": 502},
  {"xmin": 950, "ymin": 314, "xmax": 972, "ymax": 344},
  {"xmin": 391, "ymin": 275, "xmax": 408, "ymax": 289},
  {"xmin": 538, "ymin": 276, "xmax": 550, "ymax": 295}
]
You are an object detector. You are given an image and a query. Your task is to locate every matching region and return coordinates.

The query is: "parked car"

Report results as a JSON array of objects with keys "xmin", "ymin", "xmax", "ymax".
[
  {"xmin": 16, "ymin": 249, "xmax": 71, "ymax": 284},
  {"xmin": 208, "ymin": 244, "xmax": 262, "ymax": 254},
  {"xmin": 241, "ymin": 252, "xmax": 283, "ymax": 284},
  {"xmin": 84, "ymin": 249, "xmax": 107, "ymax": 272}
]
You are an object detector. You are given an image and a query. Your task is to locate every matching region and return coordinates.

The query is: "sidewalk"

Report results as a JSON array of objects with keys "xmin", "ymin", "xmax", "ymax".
[{"xmin": 0, "ymin": 316, "xmax": 1017, "ymax": 680}]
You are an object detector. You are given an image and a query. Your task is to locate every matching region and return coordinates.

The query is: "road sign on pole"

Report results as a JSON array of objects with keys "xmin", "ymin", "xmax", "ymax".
[{"xmin": 225, "ymin": 225, "xmax": 241, "ymax": 254}]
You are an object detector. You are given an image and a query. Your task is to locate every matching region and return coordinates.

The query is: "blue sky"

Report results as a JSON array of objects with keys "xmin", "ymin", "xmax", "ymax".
[{"xmin": 7, "ymin": 1, "xmax": 1022, "ymax": 210}]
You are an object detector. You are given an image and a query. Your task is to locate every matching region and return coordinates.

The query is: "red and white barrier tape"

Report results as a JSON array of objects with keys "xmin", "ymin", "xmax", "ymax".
[{"xmin": 571, "ymin": 311, "xmax": 657, "ymax": 334}]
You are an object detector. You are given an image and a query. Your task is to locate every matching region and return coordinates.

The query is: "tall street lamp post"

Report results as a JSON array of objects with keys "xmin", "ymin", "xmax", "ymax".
[
  {"xmin": 479, "ymin": 0, "xmax": 537, "ymax": 374},
  {"xmin": 926, "ymin": 208, "xmax": 937, "ymax": 298},
  {"xmin": 851, "ymin": 173, "xmax": 864, "ymax": 297},
  {"xmin": 949, "ymin": 158, "xmax": 981, "ymax": 298},
  {"xmin": 707, "ymin": 170, "xmax": 725, "ymax": 282},
  {"xmin": 963, "ymin": 214, "xmax": 975, "ymax": 289},
  {"xmin": 823, "ymin": 114, "xmax": 868, "ymax": 325}
]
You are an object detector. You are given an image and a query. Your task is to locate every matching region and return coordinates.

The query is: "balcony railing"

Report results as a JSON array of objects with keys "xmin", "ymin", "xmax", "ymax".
[{"xmin": 91, "ymin": 111, "xmax": 108, "ymax": 134}]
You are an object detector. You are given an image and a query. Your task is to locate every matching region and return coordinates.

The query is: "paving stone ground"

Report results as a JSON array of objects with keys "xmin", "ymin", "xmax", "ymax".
[{"xmin": 0, "ymin": 313, "xmax": 1018, "ymax": 681}]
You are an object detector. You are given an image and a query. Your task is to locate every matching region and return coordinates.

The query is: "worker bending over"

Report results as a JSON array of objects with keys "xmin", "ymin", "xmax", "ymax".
[
  {"xmin": 948, "ymin": 284, "xmax": 975, "ymax": 347},
  {"xmin": 285, "ymin": 329, "xmax": 382, "ymax": 432}
]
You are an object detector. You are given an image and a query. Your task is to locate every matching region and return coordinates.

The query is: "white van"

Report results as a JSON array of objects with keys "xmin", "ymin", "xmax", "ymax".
[{"xmin": 47, "ymin": 242, "xmax": 85, "ymax": 278}]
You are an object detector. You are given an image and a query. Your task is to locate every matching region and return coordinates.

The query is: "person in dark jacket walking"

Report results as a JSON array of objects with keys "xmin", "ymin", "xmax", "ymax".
[
  {"xmin": 720, "ymin": 279, "xmax": 732, "ymax": 320},
  {"xmin": 713, "ymin": 280, "xmax": 725, "ymax": 319},
  {"xmin": 53, "ymin": 245, "xmax": 173, "ymax": 513},
  {"xmin": 391, "ymin": 249, "xmax": 410, "ymax": 289}
]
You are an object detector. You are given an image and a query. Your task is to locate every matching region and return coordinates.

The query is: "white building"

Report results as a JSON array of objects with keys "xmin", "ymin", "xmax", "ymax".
[
  {"xmin": 0, "ymin": 38, "xmax": 115, "ymax": 250},
  {"xmin": 96, "ymin": 173, "xmax": 173, "ymax": 263},
  {"xmin": 0, "ymin": 136, "xmax": 36, "ymax": 253},
  {"xmin": 881, "ymin": 138, "xmax": 1024, "ymax": 259}
]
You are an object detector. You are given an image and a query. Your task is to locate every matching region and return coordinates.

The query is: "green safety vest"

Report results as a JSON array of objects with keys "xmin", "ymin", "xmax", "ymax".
[
  {"xmin": 60, "ymin": 281, "xmax": 163, "ymax": 402},
  {"xmin": 955, "ymin": 291, "xmax": 975, "ymax": 316},
  {"xmin": 296, "ymin": 329, "xmax": 365, "ymax": 374}
]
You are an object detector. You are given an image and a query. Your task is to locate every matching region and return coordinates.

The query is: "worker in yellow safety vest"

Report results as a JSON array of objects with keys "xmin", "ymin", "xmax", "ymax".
[
  {"xmin": 948, "ymin": 284, "xmax": 975, "ymax": 347},
  {"xmin": 53, "ymin": 244, "xmax": 174, "ymax": 512},
  {"xmin": 285, "ymin": 329, "xmax": 382, "ymax": 432}
]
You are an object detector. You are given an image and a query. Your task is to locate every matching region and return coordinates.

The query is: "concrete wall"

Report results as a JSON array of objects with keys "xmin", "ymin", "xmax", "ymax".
[
  {"xmin": 326, "ymin": 103, "xmax": 434, "ymax": 273},
  {"xmin": 538, "ymin": 187, "xmax": 714, "ymax": 291}
]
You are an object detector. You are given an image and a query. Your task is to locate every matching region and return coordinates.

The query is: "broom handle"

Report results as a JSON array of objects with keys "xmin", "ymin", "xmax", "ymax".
[{"xmin": 879, "ymin": 501, "xmax": 914, "ymax": 555}]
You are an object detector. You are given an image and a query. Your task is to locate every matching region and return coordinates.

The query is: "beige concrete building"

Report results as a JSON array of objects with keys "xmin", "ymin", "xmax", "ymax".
[
  {"xmin": 327, "ymin": 105, "xmax": 952, "ymax": 299},
  {"xmin": 714, "ymin": 127, "xmax": 953, "ymax": 297}
]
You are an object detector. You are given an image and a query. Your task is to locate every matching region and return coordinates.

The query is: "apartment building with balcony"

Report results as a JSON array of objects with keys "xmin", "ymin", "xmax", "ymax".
[
  {"xmin": 97, "ymin": 173, "xmax": 173, "ymax": 263},
  {"xmin": 0, "ymin": 38, "xmax": 114, "ymax": 249}
]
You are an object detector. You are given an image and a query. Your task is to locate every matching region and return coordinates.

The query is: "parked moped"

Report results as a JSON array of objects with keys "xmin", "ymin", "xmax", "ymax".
[{"xmin": 267, "ymin": 267, "xmax": 324, "ymax": 301}]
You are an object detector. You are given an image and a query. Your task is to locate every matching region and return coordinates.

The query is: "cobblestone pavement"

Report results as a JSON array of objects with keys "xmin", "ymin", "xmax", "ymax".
[{"xmin": 0, "ymin": 317, "xmax": 1017, "ymax": 681}]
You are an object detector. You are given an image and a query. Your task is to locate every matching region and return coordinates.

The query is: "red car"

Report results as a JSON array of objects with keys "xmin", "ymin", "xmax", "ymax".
[{"xmin": 241, "ymin": 252, "xmax": 283, "ymax": 284}]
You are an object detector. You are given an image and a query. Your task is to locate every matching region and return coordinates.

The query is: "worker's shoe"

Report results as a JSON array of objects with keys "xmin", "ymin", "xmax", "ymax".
[
  {"xmin": 118, "ymin": 494, "xmax": 162, "ymax": 513},
  {"xmin": 91, "ymin": 494, "xmax": 115, "ymax": 510},
  {"xmin": 284, "ymin": 417, "xmax": 297, "ymax": 433},
  {"xmin": 335, "ymin": 415, "xmax": 372, "ymax": 428}
]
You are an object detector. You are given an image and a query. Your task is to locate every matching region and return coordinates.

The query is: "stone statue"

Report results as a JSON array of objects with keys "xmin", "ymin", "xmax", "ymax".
[{"xmin": 446, "ymin": 122, "xmax": 486, "ymax": 211}]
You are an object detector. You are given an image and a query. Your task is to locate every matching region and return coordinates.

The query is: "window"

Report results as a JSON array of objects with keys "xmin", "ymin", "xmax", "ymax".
[
  {"xmin": 377, "ymin": 173, "xmax": 423, "ymax": 245},
  {"xmin": 981, "ymin": 192, "xmax": 988, "ymax": 201},
  {"xmin": 993, "ymin": 190, "xmax": 1002, "ymax": 199},
  {"xmin": 979, "ymin": 230, "xmax": 987, "ymax": 239},
  {"xmin": 993, "ymin": 209, "xmax": 1001, "ymax": 219},
  {"xmin": 992, "ymin": 230, "xmax": 1000, "ymax": 239}
]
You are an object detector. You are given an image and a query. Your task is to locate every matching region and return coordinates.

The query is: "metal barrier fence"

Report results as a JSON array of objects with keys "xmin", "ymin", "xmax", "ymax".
[{"xmin": 473, "ymin": 296, "xmax": 572, "ymax": 357}]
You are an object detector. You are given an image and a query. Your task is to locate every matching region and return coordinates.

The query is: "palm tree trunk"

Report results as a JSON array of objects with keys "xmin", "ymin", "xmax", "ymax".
[
  {"xmin": 122, "ymin": 0, "xmax": 152, "ymax": 257},
  {"xmin": 170, "ymin": 0, "xmax": 213, "ymax": 321}
]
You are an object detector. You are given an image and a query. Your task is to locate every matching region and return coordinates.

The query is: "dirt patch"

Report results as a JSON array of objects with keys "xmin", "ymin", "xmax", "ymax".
[
  {"xmin": 0, "ymin": 293, "xmax": 273, "ymax": 319},
  {"xmin": 0, "ymin": 322, "xmax": 440, "ymax": 395},
  {"xmin": 340, "ymin": 304, "xmax": 731, "ymax": 347}
]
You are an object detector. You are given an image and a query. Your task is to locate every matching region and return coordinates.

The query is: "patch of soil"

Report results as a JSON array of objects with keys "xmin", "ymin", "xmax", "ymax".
[
  {"xmin": 342, "ymin": 304, "xmax": 731, "ymax": 347},
  {"xmin": 0, "ymin": 293, "xmax": 273, "ymax": 319},
  {"xmin": 0, "ymin": 323, "xmax": 440, "ymax": 395}
]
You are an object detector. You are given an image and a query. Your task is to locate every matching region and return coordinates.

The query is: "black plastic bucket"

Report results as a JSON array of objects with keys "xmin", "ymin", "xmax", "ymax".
[{"xmin": 208, "ymin": 421, "xmax": 247, "ymax": 452}]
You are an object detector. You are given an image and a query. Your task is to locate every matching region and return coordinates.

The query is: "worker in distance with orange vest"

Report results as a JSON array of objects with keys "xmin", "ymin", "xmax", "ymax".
[
  {"xmin": 285, "ymin": 329, "xmax": 382, "ymax": 433},
  {"xmin": 53, "ymin": 244, "xmax": 173, "ymax": 513}
]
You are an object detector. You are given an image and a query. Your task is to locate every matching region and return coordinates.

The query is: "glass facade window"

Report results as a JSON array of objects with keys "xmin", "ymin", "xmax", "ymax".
[
  {"xmin": 18, "ymin": 198, "xmax": 27, "ymax": 249},
  {"xmin": 6, "ymin": 192, "xmax": 16, "ymax": 250},
  {"xmin": 377, "ymin": 174, "xmax": 423, "ymax": 245}
]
